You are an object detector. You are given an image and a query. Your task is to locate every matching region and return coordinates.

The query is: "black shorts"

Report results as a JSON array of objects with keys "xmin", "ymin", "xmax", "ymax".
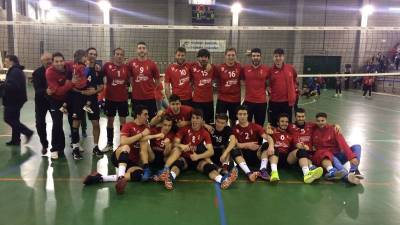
[
  {"xmin": 240, "ymin": 149, "xmax": 260, "ymax": 169},
  {"xmin": 181, "ymin": 99, "xmax": 192, "ymax": 107},
  {"xmin": 105, "ymin": 100, "xmax": 129, "ymax": 117},
  {"xmin": 86, "ymin": 95, "xmax": 100, "ymax": 121},
  {"xmin": 132, "ymin": 99, "xmax": 157, "ymax": 119},
  {"xmin": 68, "ymin": 91, "xmax": 86, "ymax": 120},
  {"xmin": 150, "ymin": 151, "xmax": 165, "ymax": 169},
  {"xmin": 192, "ymin": 101, "xmax": 214, "ymax": 124},
  {"xmin": 216, "ymin": 100, "xmax": 240, "ymax": 123},
  {"xmin": 181, "ymin": 157, "xmax": 200, "ymax": 171},
  {"xmin": 274, "ymin": 151, "xmax": 289, "ymax": 168},
  {"xmin": 211, "ymin": 147, "xmax": 224, "ymax": 166},
  {"xmin": 268, "ymin": 101, "xmax": 293, "ymax": 127},
  {"xmin": 111, "ymin": 150, "xmax": 139, "ymax": 169}
]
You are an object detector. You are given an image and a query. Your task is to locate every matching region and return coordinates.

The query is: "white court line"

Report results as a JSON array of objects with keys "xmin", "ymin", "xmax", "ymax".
[{"xmin": 297, "ymin": 99, "xmax": 317, "ymax": 106}]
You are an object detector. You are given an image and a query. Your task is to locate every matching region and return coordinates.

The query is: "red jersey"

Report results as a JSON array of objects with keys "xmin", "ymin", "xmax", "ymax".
[
  {"xmin": 128, "ymin": 58, "xmax": 160, "ymax": 100},
  {"xmin": 164, "ymin": 63, "xmax": 192, "ymax": 101},
  {"xmin": 45, "ymin": 66, "xmax": 73, "ymax": 101},
  {"xmin": 271, "ymin": 127, "xmax": 295, "ymax": 154},
  {"xmin": 102, "ymin": 62, "xmax": 130, "ymax": 102},
  {"xmin": 268, "ymin": 63, "xmax": 297, "ymax": 105},
  {"xmin": 176, "ymin": 126, "xmax": 212, "ymax": 159},
  {"xmin": 363, "ymin": 76, "xmax": 374, "ymax": 86},
  {"xmin": 242, "ymin": 64, "xmax": 270, "ymax": 103},
  {"xmin": 215, "ymin": 62, "xmax": 242, "ymax": 103},
  {"xmin": 233, "ymin": 122, "xmax": 265, "ymax": 144},
  {"xmin": 154, "ymin": 82, "xmax": 164, "ymax": 101},
  {"xmin": 287, "ymin": 122, "xmax": 316, "ymax": 149},
  {"xmin": 120, "ymin": 121, "xmax": 149, "ymax": 163},
  {"xmin": 312, "ymin": 125, "xmax": 356, "ymax": 160},
  {"xmin": 149, "ymin": 126, "xmax": 175, "ymax": 152},
  {"xmin": 191, "ymin": 62, "xmax": 215, "ymax": 102},
  {"xmin": 71, "ymin": 63, "xmax": 87, "ymax": 90},
  {"xmin": 165, "ymin": 105, "xmax": 193, "ymax": 123}
]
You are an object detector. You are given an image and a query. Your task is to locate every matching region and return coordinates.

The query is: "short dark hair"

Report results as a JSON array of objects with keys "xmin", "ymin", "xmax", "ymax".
[
  {"xmin": 163, "ymin": 116, "xmax": 173, "ymax": 123},
  {"xmin": 295, "ymin": 108, "xmax": 306, "ymax": 114},
  {"xmin": 251, "ymin": 48, "xmax": 262, "ymax": 55},
  {"xmin": 113, "ymin": 47, "xmax": 124, "ymax": 55},
  {"xmin": 225, "ymin": 47, "xmax": 237, "ymax": 55},
  {"xmin": 192, "ymin": 108, "xmax": 204, "ymax": 118},
  {"xmin": 134, "ymin": 104, "xmax": 148, "ymax": 118},
  {"xmin": 86, "ymin": 47, "xmax": 97, "ymax": 53},
  {"xmin": 215, "ymin": 113, "xmax": 228, "ymax": 122},
  {"xmin": 168, "ymin": 94, "xmax": 181, "ymax": 103},
  {"xmin": 197, "ymin": 48, "xmax": 210, "ymax": 58},
  {"xmin": 176, "ymin": 47, "xmax": 186, "ymax": 54},
  {"xmin": 278, "ymin": 113, "xmax": 290, "ymax": 121},
  {"xmin": 5, "ymin": 55, "xmax": 20, "ymax": 65},
  {"xmin": 236, "ymin": 105, "xmax": 248, "ymax": 113},
  {"xmin": 74, "ymin": 49, "xmax": 87, "ymax": 63},
  {"xmin": 137, "ymin": 41, "xmax": 147, "ymax": 47},
  {"xmin": 273, "ymin": 48, "xmax": 285, "ymax": 55},
  {"xmin": 52, "ymin": 52, "xmax": 65, "ymax": 61},
  {"xmin": 315, "ymin": 112, "xmax": 327, "ymax": 119}
]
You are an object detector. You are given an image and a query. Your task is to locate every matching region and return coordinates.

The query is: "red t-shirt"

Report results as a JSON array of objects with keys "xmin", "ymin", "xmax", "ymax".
[
  {"xmin": 120, "ymin": 122, "xmax": 149, "ymax": 163},
  {"xmin": 103, "ymin": 62, "xmax": 130, "ymax": 102},
  {"xmin": 164, "ymin": 63, "xmax": 192, "ymax": 101},
  {"xmin": 215, "ymin": 62, "xmax": 242, "ymax": 103},
  {"xmin": 242, "ymin": 64, "xmax": 270, "ymax": 103},
  {"xmin": 71, "ymin": 63, "xmax": 87, "ymax": 90},
  {"xmin": 271, "ymin": 127, "xmax": 295, "ymax": 154},
  {"xmin": 233, "ymin": 122, "xmax": 265, "ymax": 144},
  {"xmin": 149, "ymin": 126, "xmax": 175, "ymax": 152},
  {"xmin": 268, "ymin": 63, "xmax": 297, "ymax": 103},
  {"xmin": 45, "ymin": 66, "xmax": 73, "ymax": 101},
  {"xmin": 128, "ymin": 58, "xmax": 160, "ymax": 100},
  {"xmin": 165, "ymin": 105, "xmax": 193, "ymax": 123},
  {"xmin": 190, "ymin": 62, "xmax": 215, "ymax": 103},
  {"xmin": 176, "ymin": 126, "xmax": 212, "ymax": 159},
  {"xmin": 287, "ymin": 122, "xmax": 316, "ymax": 149}
]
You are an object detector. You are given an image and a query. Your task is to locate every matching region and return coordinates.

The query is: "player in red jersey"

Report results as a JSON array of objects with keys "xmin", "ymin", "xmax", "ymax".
[
  {"xmin": 158, "ymin": 109, "xmax": 237, "ymax": 190},
  {"xmin": 267, "ymin": 48, "xmax": 298, "ymax": 126},
  {"xmin": 215, "ymin": 48, "xmax": 242, "ymax": 125},
  {"xmin": 271, "ymin": 113, "xmax": 323, "ymax": 183},
  {"xmin": 242, "ymin": 48, "xmax": 270, "ymax": 126},
  {"xmin": 101, "ymin": 48, "xmax": 131, "ymax": 153},
  {"xmin": 84, "ymin": 105, "xmax": 152, "ymax": 194},
  {"xmin": 230, "ymin": 105, "xmax": 275, "ymax": 182},
  {"xmin": 164, "ymin": 47, "xmax": 192, "ymax": 106},
  {"xmin": 191, "ymin": 48, "xmax": 215, "ymax": 124},
  {"xmin": 128, "ymin": 42, "xmax": 160, "ymax": 119}
]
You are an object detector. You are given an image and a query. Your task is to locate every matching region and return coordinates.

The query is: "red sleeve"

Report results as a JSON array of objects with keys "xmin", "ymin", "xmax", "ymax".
[
  {"xmin": 120, "ymin": 124, "xmax": 132, "ymax": 137},
  {"xmin": 149, "ymin": 126, "xmax": 159, "ymax": 135},
  {"xmin": 164, "ymin": 65, "xmax": 172, "ymax": 83},
  {"xmin": 292, "ymin": 65, "xmax": 298, "ymax": 83},
  {"xmin": 255, "ymin": 124, "xmax": 266, "ymax": 137},
  {"xmin": 175, "ymin": 127, "xmax": 186, "ymax": 140},
  {"xmin": 202, "ymin": 130, "xmax": 212, "ymax": 144},
  {"xmin": 152, "ymin": 61, "xmax": 160, "ymax": 79},
  {"xmin": 45, "ymin": 69, "xmax": 73, "ymax": 96},
  {"xmin": 335, "ymin": 131, "xmax": 356, "ymax": 160},
  {"xmin": 240, "ymin": 66, "xmax": 245, "ymax": 80}
]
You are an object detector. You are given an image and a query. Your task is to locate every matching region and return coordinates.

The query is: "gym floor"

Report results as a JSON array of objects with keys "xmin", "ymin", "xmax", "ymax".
[{"xmin": 0, "ymin": 86, "xmax": 399, "ymax": 225}]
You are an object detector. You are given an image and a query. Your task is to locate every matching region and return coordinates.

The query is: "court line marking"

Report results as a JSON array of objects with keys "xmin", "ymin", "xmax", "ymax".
[
  {"xmin": 0, "ymin": 177, "xmax": 392, "ymax": 186},
  {"xmin": 297, "ymin": 99, "xmax": 317, "ymax": 106},
  {"xmin": 214, "ymin": 183, "xmax": 228, "ymax": 225}
]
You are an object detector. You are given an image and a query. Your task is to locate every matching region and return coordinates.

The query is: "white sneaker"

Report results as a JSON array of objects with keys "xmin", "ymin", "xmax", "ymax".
[
  {"xmin": 334, "ymin": 94, "xmax": 338, "ymax": 97},
  {"xmin": 51, "ymin": 151, "xmax": 59, "ymax": 159},
  {"xmin": 101, "ymin": 144, "xmax": 113, "ymax": 153}
]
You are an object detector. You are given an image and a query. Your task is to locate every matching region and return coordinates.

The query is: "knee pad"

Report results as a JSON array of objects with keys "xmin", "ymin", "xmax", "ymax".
[
  {"xmin": 230, "ymin": 148, "xmax": 242, "ymax": 158},
  {"xmin": 203, "ymin": 163, "xmax": 217, "ymax": 175},
  {"xmin": 296, "ymin": 149, "xmax": 309, "ymax": 159},
  {"xmin": 118, "ymin": 151, "xmax": 130, "ymax": 164},
  {"xmin": 172, "ymin": 159, "xmax": 185, "ymax": 171},
  {"xmin": 196, "ymin": 144, "xmax": 207, "ymax": 154},
  {"xmin": 130, "ymin": 170, "xmax": 143, "ymax": 182},
  {"xmin": 260, "ymin": 142, "xmax": 269, "ymax": 152}
]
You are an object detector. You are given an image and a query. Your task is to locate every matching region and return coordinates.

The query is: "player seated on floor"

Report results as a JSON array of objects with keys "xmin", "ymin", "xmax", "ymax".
[
  {"xmin": 83, "ymin": 105, "xmax": 153, "ymax": 194},
  {"xmin": 271, "ymin": 113, "xmax": 323, "ymax": 184},
  {"xmin": 230, "ymin": 105, "xmax": 276, "ymax": 183},
  {"xmin": 203, "ymin": 113, "xmax": 238, "ymax": 176},
  {"xmin": 150, "ymin": 94, "xmax": 193, "ymax": 131},
  {"xmin": 158, "ymin": 109, "xmax": 237, "ymax": 190},
  {"xmin": 312, "ymin": 112, "xmax": 362, "ymax": 185}
]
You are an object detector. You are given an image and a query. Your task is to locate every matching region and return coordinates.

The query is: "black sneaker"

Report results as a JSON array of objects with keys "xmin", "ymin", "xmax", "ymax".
[
  {"xmin": 25, "ymin": 131, "xmax": 34, "ymax": 144},
  {"xmin": 6, "ymin": 141, "xmax": 20, "ymax": 146},
  {"xmin": 92, "ymin": 146, "xmax": 104, "ymax": 158},
  {"xmin": 72, "ymin": 147, "xmax": 83, "ymax": 160},
  {"xmin": 41, "ymin": 147, "xmax": 48, "ymax": 155},
  {"xmin": 83, "ymin": 172, "xmax": 103, "ymax": 185}
]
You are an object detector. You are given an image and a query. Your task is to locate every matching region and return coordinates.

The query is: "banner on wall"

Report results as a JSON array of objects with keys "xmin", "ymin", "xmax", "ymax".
[{"xmin": 179, "ymin": 39, "xmax": 226, "ymax": 52}]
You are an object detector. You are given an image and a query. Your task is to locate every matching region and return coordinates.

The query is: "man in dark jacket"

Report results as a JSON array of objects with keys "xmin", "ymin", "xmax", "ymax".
[
  {"xmin": 3, "ymin": 55, "xmax": 34, "ymax": 146},
  {"xmin": 32, "ymin": 52, "xmax": 52, "ymax": 154}
]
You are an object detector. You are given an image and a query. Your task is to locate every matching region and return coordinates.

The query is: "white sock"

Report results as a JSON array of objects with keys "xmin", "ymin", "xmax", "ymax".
[
  {"xmin": 302, "ymin": 166, "xmax": 310, "ymax": 176},
  {"xmin": 214, "ymin": 175, "xmax": 223, "ymax": 183},
  {"xmin": 102, "ymin": 175, "xmax": 117, "ymax": 182},
  {"xmin": 72, "ymin": 143, "xmax": 79, "ymax": 149},
  {"xmin": 118, "ymin": 165, "xmax": 126, "ymax": 177},
  {"xmin": 271, "ymin": 164, "xmax": 278, "ymax": 172},
  {"xmin": 171, "ymin": 171, "xmax": 177, "ymax": 179},
  {"xmin": 327, "ymin": 165, "xmax": 333, "ymax": 171},
  {"xmin": 309, "ymin": 164, "xmax": 315, "ymax": 168},
  {"xmin": 260, "ymin": 159, "xmax": 268, "ymax": 170},
  {"xmin": 239, "ymin": 162, "xmax": 251, "ymax": 174}
]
